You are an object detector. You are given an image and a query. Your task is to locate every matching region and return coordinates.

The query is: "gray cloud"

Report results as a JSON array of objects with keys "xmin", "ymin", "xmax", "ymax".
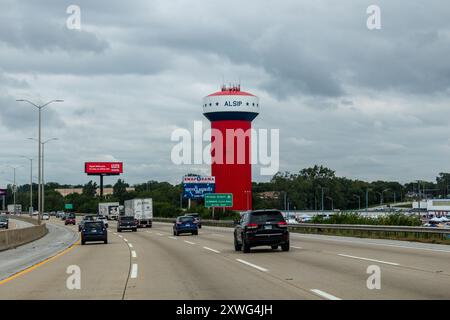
[{"xmin": 1, "ymin": 0, "xmax": 450, "ymax": 186}]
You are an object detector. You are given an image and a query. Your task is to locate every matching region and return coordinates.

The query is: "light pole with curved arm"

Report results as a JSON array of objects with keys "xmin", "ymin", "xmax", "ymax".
[{"xmin": 17, "ymin": 99, "xmax": 63, "ymax": 224}]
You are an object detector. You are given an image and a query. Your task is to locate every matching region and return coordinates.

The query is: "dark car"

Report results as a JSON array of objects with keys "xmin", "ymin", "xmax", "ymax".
[
  {"xmin": 78, "ymin": 215, "xmax": 96, "ymax": 232},
  {"xmin": 0, "ymin": 216, "xmax": 9, "ymax": 229},
  {"xmin": 185, "ymin": 213, "xmax": 201, "ymax": 228},
  {"xmin": 65, "ymin": 213, "xmax": 76, "ymax": 225},
  {"xmin": 81, "ymin": 221, "xmax": 108, "ymax": 245},
  {"xmin": 234, "ymin": 209, "xmax": 290, "ymax": 253},
  {"xmin": 117, "ymin": 216, "xmax": 137, "ymax": 232},
  {"xmin": 173, "ymin": 216, "xmax": 198, "ymax": 236}
]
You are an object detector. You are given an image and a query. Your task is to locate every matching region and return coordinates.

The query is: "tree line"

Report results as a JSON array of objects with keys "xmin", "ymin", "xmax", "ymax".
[{"xmin": 3, "ymin": 166, "xmax": 450, "ymax": 216}]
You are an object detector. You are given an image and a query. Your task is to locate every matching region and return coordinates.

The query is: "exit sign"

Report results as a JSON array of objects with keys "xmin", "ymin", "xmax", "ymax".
[{"xmin": 205, "ymin": 193, "xmax": 233, "ymax": 208}]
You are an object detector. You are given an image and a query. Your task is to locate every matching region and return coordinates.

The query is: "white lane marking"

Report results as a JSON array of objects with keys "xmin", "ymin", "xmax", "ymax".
[
  {"xmin": 123, "ymin": 238, "xmax": 128, "ymax": 242},
  {"xmin": 113, "ymin": 233, "xmax": 117, "ymax": 235},
  {"xmin": 118, "ymin": 235, "xmax": 123, "ymax": 238},
  {"xmin": 338, "ymin": 254, "xmax": 400, "ymax": 266},
  {"xmin": 236, "ymin": 259, "xmax": 268, "ymax": 272},
  {"xmin": 156, "ymin": 233, "xmax": 164, "ymax": 236},
  {"xmin": 130, "ymin": 264, "xmax": 138, "ymax": 279},
  {"xmin": 311, "ymin": 289, "xmax": 342, "ymax": 300},
  {"xmin": 291, "ymin": 246, "xmax": 303, "ymax": 249},
  {"xmin": 203, "ymin": 247, "xmax": 220, "ymax": 253},
  {"xmin": 212, "ymin": 233, "xmax": 225, "ymax": 237},
  {"xmin": 131, "ymin": 251, "xmax": 137, "ymax": 258},
  {"xmin": 168, "ymin": 236, "xmax": 178, "ymax": 240},
  {"xmin": 146, "ymin": 231, "xmax": 153, "ymax": 234},
  {"xmin": 184, "ymin": 240, "xmax": 196, "ymax": 245},
  {"xmin": 128, "ymin": 243, "xmax": 133, "ymax": 248},
  {"xmin": 294, "ymin": 234, "xmax": 450, "ymax": 254}
]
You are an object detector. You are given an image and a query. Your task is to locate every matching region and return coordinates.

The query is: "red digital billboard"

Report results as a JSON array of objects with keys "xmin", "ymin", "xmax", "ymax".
[{"xmin": 85, "ymin": 162, "xmax": 123, "ymax": 175}]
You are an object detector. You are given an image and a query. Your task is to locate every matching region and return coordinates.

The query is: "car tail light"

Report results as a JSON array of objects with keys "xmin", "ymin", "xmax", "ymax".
[
  {"xmin": 247, "ymin": 223, "xmax": 258, "ymax": 229},
  {"xmin": 278, "ymin": 221, "xmax": 288, "ymax": 227},
  {"xmin": 176, "ymin": 221, "xmax": 182, "ymax": 225}
]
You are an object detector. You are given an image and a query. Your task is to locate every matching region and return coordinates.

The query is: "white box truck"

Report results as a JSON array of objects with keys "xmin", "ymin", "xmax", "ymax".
[
  {"xmin": 7, "ymin": 204, "xmax": 22, "ymax": 214},
  {"xmin": 124, "ymin": 198, "xmax": 153, "ymax": 228},
  {"xmin": 98, "ymin": 202, "xmax": 120, "ymax": 220}
]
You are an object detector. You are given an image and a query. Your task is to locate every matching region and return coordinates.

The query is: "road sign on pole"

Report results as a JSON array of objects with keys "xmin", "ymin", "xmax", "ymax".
[
  {"xmin": 65, "ymin": 204, "xmax": 74, "ymax": 210},
  {"xmin": 205, "ymin": 193, "xmax": 233, "ymax": 208}
]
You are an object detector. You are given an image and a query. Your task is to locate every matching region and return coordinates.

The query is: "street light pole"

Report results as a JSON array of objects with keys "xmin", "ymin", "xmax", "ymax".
[
  {"xmin": 326, "ymin": 196, "xmax": 334, "ymax": 211},
  {"xmin": 17, "ymin": 99, "xmax": 63, "ymax": 224},
  {"xmin": 20, "ymin": 156, "xmax": 33, "ymax": 213},
  {"xmin": 353, "ymin": 194, "xmax": 361, "ymax": 210},
  {"xmin": 29, "ymin": 137, "xmax": 58, "ymax": 215}
]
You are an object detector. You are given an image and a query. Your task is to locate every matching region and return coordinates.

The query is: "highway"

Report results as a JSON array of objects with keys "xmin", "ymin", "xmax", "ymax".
[{"xmin": 1, "ymin": 217, "xmax": 450, "ymax": 299}]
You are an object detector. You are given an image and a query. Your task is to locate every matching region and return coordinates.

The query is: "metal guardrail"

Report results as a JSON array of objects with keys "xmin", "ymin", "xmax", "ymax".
[{"xmin": 153, "ymin": 217, "xmax": 450, "ymax": 236}]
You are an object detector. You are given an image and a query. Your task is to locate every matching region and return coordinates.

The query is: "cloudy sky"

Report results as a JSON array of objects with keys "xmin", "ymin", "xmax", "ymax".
[{"xmin": 1, "ymin": 0, "xmax": 450, "ymax": 186}]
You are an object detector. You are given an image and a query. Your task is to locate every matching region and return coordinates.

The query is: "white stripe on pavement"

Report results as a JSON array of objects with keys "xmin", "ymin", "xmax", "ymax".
[
  {"xmin": 236, "ymin": 259, "xmax": 268, "ymax": 272},
  {"xmin": 168, "ymin": 236, "xmax": 178, "ymax": 240},
  {"xmin": 203, "ymin": 247, "xmax": 220, "ymax": 253},
  {"xmin": 338, "ymin": 254, "xmax": 400, "ymax": 266},
  {"xmin": 291, "ymin": 246, "xmax": 303, "ymax": 249},
  {"xmin": 311, "ymin": 289, "xmax": 342, "ymax": 300},
  {"xmin": 156, "ymin": 233, "xmax": 164, "ymax": 236},
  {"xmin": 130, "ymin": 264, "xmax": 138, "ymax": 279},
  {"xmin": 131, "ymin": 251, "xmax": 137, "ymax": 258},
  {"xmin": 128, "ymin": 243, "xmax": 133, "ymax": 248},
  {"xmin": 123, "ymin": 238, "xmax": 128, "ymax": 242},
  {"xmin": 118, "ymin": 235, "xmax": 123, "ymax": 238},
  {"xmin": 184, "ymin": 240, "xmax": 196, "ymax": 245}
]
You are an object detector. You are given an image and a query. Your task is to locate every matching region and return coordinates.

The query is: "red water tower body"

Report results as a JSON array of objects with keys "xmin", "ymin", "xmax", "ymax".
[{"xmin": 203, "ymin": 86, "xmax": 260, "ymax": 211}]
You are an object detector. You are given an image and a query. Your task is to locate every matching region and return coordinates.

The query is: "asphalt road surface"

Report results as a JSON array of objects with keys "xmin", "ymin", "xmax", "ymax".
[{"xmin": 0, "ymin": 217, "xmax": 450, "ymax": 300}]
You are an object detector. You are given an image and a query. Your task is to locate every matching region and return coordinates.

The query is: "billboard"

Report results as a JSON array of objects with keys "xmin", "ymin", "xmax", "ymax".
[
  {"xmin": 183, "ymin": 176, "xmax": 215, "ymax": 199},
  {"xmin": 85, "ymin": 162, "xmax": 123, "ymax": 175},
  {"xmin": 0, "ymin": 189, "xmax": 6, "ymax": 196}
]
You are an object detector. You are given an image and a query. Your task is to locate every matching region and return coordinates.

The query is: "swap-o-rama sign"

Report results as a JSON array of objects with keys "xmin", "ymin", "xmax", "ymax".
[
  {"xmin": 205, "ymin": 193, "xmax": 233, "ymax": 208},
  {"xmin": 182, "ymin": 175, "xmax": 215, "ymax": 199}
]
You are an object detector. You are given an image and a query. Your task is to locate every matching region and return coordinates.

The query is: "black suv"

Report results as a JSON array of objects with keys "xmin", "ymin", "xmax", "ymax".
[
  {"xmin": 234, "ymin": 210, "xmax": 290, "ymax": 253},
  {"xmin": 81, "ymin": 221, "xmax": 108, "ymax": 245},
  {"xmin": 117, "ymin": 216, "xmax": 137, "ymax": 232},
  {"xmin": 0, "ymin": 216, "xmax": 9, "ymax": 229}
]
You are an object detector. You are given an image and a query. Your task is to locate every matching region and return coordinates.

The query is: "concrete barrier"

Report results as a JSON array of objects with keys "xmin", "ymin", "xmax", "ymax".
[{"xmin": 0, "ymin": 218, "xmax": 48, "ymax": 252}]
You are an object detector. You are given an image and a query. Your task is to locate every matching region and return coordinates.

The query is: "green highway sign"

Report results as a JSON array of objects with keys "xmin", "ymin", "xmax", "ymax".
[
  {"xmin": 205, "ymin": 193, "xmax": 233, "ymax": 208},
  {"xmin": 65, "ymin": 204, "xmax": 74, "ymax": 210}
]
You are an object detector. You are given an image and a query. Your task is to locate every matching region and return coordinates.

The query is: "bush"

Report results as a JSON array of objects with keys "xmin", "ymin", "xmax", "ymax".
[{"xmin": 311, "ymin": 212, "xmax": 421, "ymax": 226}]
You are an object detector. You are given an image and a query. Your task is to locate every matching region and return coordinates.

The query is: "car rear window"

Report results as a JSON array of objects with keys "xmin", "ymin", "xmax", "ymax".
[
  {"xmin": 85, "ymin": 222, "xmax": 103, "ymax": 229},
  {"xmin": 179, "ymin": 216, "xmax": 194, "ymax": 222},
  {"xmin": 250, "ymin": 211, "xmax": 285, "ymax": 224},
  {"xmin": 0, "ymin": 216, "xmax": 7, "ymax": 222},
  {"xmin": 121, "ymin": 216, "xmax": 134, "ymax": 221}
]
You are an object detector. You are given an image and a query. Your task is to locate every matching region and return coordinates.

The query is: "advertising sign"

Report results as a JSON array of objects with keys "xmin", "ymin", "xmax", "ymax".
[
  {"xmin": 65, "ymin": 204, "xmax": 74, "ymax": 210},
  {"xmin": 0, "ymin": 189, "xmax": 6, "ymax": 196},
  {"xmin": 182, "ymin": 176, "xmax": 215, "ymax": 199},
  {"xmin": 85, "ymin": 162, "xmax": 123, "ymax": 175},
  {"xmin": 205, "ymin": 193, "xmax": 233, "ymax": 208}
]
